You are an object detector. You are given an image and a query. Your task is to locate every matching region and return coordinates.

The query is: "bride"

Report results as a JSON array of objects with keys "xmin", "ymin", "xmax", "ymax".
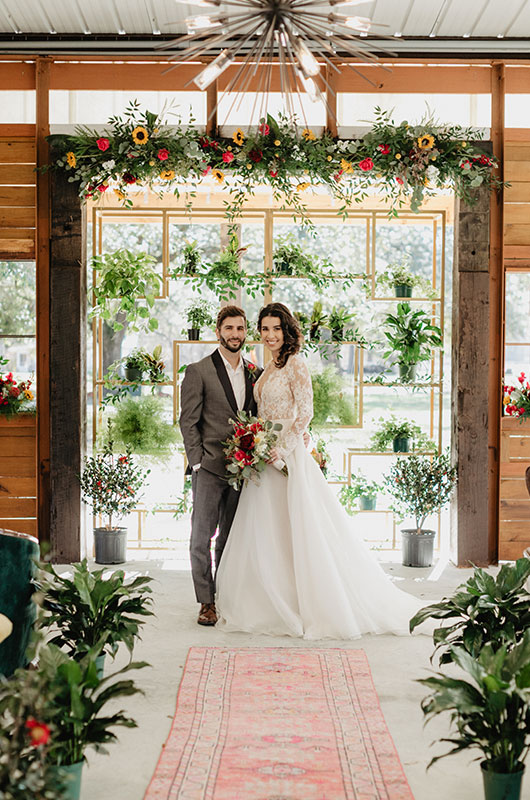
[{"xmin": 216, "ymin": 302, "xmax": 427, "ymax": 639}]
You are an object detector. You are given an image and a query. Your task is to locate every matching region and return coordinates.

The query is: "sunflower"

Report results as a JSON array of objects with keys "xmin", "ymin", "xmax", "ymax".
[
  {"xmin": 232, "ymin": 128, "xmax": 245, "ymax": 146},
  {"xmin": 212, "ymin": 168, "xmax": 225, "ymax": 184},
  {"xmin": 296, "ymin": 182, "xmax": 310, "ymax": 192},
  {"xmin": 114, "ymin": 188, "xmax": 126, "ymax": 200},
  {"xmin": 160, "ymin": 168, "xmax": 175, "ymax": 181},
  {"xmin": 302, "ymin": 128, "xmax": 316, "ymax": 142},
  {"xmin": 417, "ymin": 134, "xmax": 435, "ymax": 150},
  {"xmin": 24, "ymin": 389, "xmax": 33, "ymax": 401},
  {"xmin": 132, "ymin": 126, "xmax": 149, "ymax": 145},
  {"xmin": 340, "ymin": 158, "xmax": 354, "ymax": 174},
  {"xmin": 66, "ymin": 151, "xmax": 76, "ymax": 168}
]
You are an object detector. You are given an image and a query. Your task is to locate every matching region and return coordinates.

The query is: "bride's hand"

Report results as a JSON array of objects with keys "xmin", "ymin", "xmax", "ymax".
[{"xmin": 266, "ymin": 447, "xmax": 279, "ymax": 464}]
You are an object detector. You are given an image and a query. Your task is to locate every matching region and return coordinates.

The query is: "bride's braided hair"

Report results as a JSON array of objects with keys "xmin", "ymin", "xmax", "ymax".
[{"xmin": 257, "ymin": 303, "xmax": 302, "ymax": 368}]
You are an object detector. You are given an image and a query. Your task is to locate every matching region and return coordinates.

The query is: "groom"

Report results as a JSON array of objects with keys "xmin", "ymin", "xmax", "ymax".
[{"xmin": 179, "ymin": 305, "xmax": 262, "ymax": 626}]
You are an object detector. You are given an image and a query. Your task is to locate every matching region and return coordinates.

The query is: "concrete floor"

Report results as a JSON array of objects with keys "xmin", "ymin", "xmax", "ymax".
[{"xmin": 75, "ymin": 556, "xmax": 529, "ymax": 800}]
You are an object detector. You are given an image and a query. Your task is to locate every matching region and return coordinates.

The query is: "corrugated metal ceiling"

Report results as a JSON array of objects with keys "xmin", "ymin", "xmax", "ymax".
[{"xmin": 0, "ymin": 0, "xmax": 529, "ymax": 50}]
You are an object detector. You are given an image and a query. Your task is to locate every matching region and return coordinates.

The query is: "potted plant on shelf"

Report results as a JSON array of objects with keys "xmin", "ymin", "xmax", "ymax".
[
  {"xmin": 89, "ymin": 248, "xmax": 163, "ymax": 333},
  {"xmin": 200, "ymin": 234, "xmax": 247, "ymax": 301},
  {"xmin": 382, "ymin": 302, "xmax": 443, "ymax": 383},
  {"xmin": 185, "ymin": 298, "xmax": 215, "ymax": 340},
  {"xmin": 79, "ymin": 426, "xmax": 149, "ymax": 564},
  {"xmin": 370, "ymin": 415, "xmax": 435, "ymax": 453},
  {"xmin": 345, "ymin": 473, "xmax": 383, "ymax": 511},
  {"xmin": 123, "ymin": 349, "xmax": 145, "ymax": 383},
  {"xmin": 309, "ymin": 301, "xmax": 328, "ymax": 342},
  {"xmin": 410, "ymin": 558, "xmax": 530, "ymax": 664},
  {"xmin": 180, "ymin": 240, "xmax": 202, "ymax": 276},
  {"xmin": 294, "ymin": 311, "xmax": 310, "ymax": 339},
  {"xmin": 418, "ymin": 633, "xmax": 530, "ymax": 800},
  {"xmin": 328, "ymin": 307, "xmax": 355, "ymax": 342},
  {"xmin": 383, "ymin": 451, "xmax": 457, "ymax": 567},
  {"xmin": 377, "ymin": 258, "xmax": 436, "ymax": 299}
]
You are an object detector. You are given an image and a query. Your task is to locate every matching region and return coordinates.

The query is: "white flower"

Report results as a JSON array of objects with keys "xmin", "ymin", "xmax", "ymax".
[
  {"xmin": 102, "ymin": 159, "xmax": 115, "ymax": 170},
  {"xmin": 426, "ymin": 165, "xmax": 439, "ymax": 182}
]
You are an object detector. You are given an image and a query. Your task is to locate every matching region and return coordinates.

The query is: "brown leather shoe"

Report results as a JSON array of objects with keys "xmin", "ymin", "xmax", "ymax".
[{"xmin": 197, "ymin": 603, "xmax": 217, "ymax": 626}]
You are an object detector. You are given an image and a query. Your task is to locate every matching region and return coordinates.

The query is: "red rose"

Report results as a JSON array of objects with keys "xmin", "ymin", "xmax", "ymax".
[
  {"xmin": 157, "ymin": 148, "xmax": 169, "ymax": 161},
  {"xmin": 222, "ymin": 151, "xmax": 234, "ymax": 163},
  {"xmin": 359, "ymin": 157, "xmax": 374, "ymax": 172},
  {"xmin": 9, "ymin": 386, "xmax": 20, "ymax": 397},
  {"xmin": 249, "ymin": 149, "xmax": 263, "ymax": 163},
  {"xmin": 97, "ymin": 138, "xmax": 110, "ymax": 151},
  {"xmin": 235, "ymin": 426, "xmax": 246, "ymax": 437},
  {"xmin": 377, "ymin": 144, "xmax": 391, "ymax": 154},
  {"xmin": 199, "ymin": 137, "xmax": 209, "ymax": 148},
  {"xmin": 118, "ymin": 455, "xmax": 128, "ymax": 463},
  {"xmin": 25, "ymin": 719, "xmax": 51, "ymax": 747},
  {"xmin": 210, "ymin": 140, "xmax": 219, "ymax": 150},
  {"xmin": 258, "ymin": 123, "xmax": 270, "ymax": 135},
  {"xmin": 234, "ymin": 449, "xmax": 246, "ymax": 461},
  {"xmin": 97, "ymin": 184, "xmax": 108, "ymax": 193},
  {"xmin": 123, "ymin": 173, "xmax": 136, "ymax": 184},
  {"xmin": 239, "ymin": 433, "xmax": 255, "ymax": 451},
  {"xmin": 202, "ymin": 165, "xmax": 211, "ymax": 176},
  {"xmin": 269, "ymin": 169, "xmax": 278, "ymax": 177},
  {"xmin": 333, "ymin": 169, "xmax": 344, "ymax": 182},
  {"xmin": 396, "ymin": 176, "xmax": 404, "ymax": 185}
]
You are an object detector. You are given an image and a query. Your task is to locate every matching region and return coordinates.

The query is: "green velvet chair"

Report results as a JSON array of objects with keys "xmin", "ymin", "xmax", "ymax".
[{"xmin": 0, "ymin": 528, "xmax": 40, "ymax": 677}]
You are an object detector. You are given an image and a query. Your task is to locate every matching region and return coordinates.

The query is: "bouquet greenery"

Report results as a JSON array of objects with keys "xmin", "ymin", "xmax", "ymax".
[{"xmin": 223, "ymin": 411, "xmax": 287, "ymax": 490}]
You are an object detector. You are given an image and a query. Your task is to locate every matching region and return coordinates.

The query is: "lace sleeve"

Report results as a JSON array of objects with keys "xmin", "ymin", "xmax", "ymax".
[{"xmin": 276, "ymin": 355, "xmax": 313, "ymax": 459}]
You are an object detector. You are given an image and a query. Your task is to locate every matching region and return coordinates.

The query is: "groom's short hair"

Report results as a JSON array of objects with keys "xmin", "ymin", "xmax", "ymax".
[{"xmin": 216, "ymin": 305, "xmax": 247, "ymax": 329}]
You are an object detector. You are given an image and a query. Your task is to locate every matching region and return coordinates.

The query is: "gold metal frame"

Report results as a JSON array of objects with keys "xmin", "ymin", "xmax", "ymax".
[{"xmin": 90, "ymin": 203, "xmax": 447, "ymax": 550}]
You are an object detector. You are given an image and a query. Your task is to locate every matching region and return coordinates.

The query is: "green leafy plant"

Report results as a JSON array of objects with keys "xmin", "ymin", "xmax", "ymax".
[
  {"xmin": 370, "ymin": 415, "xmax": 436, "ymax": 452},
  {"xmin": 35, "ymin": 559, "xmax": 154, "ymax": 660},
  {"xmin": 101, "ymin": 345, "xmax": 169, "ymax": 408},
  {"xmin": 418, "ymin": 633, "xmax": 530, "ymax": 774},
  {"xmin": 410, "ymin": 559, "xmax": 530, "ymax": 665},
  {"xmin": 328, "ymin": 306, "xmax": 355, "ymax": 341},
  {"xmin": 123, "ymin": 349, "xmax": 145, "ymax": 372},
  {"xmin": 309, "ymin": 301, "xmax": 328, "ymax": 341},
  {"xmin": 377, "ymin": 257, "xmax": 436, "ymax": 297},
  {"xmin": 339, "ymin": 473, "xmax": 383, "ymax": 514},
  {"xmin": 383, "ymin": 450, "xmax": 457, "ymax": 532},
  {"xmin": 198, "ymin": 235, "xmax": 248, "ymax": 301},
  {"xmin": 177, "ymin": 240, "xmax": 202, "ymax": 276},
  {"xmin": 106, "ymin": 395, "xmax": 179, "ymax": 460},
  {"xmin": 185, "ymin": 298, "xmax": 215, "ymax": 331},
  {"xmin": 294, "ymin": 311, "xmax": 310, "ymax": 338},
  {"xmin": 0, "ymin": 659, "xmax": 66, "ymax": 800},
  {"xmin": 382, "ymin": 302, "xmax": 443, "ymax": 368},
  {"xmin": 311, "ymin": 367, "xmax": 355, "ymax": 427},
  {"xmin": 79, "ymin": 425, "xmax": 149, "ymax": 529},
  {"xmin": 90, "ymin": 248, "xmax": 162, "ymax": 332}
]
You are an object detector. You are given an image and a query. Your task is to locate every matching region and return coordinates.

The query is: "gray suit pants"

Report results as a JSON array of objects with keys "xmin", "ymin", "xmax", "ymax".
[{"xmin": 190, "ymin": 467, "xmax": 240, "ymax": 604}]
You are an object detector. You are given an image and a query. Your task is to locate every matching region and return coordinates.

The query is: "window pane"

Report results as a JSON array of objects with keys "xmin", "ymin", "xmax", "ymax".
[{"xmin": 0, "ymin": 262, "xmax": 36, "ymax": 335}]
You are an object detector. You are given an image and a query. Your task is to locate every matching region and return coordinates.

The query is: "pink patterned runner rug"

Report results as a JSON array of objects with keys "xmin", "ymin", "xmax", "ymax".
[{"xmin": 144, "ymin": 647, "xmax": 414, "ymax": 800}]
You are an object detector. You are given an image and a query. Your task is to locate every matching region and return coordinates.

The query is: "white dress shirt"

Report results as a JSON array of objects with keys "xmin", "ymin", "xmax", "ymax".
[
  {"xmin": 192, "ymin": 350, "xmax": 246, "ymax": 472},
  {"xmin": 219, "ymin": 350, "xmax": 246, "ymax": 410}
]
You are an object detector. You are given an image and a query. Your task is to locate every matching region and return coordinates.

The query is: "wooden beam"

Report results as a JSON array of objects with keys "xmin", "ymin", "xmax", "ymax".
[
  {"xmin": 35, "ymin": 57, "xmax": 50, "ymax": 548},
  {"xmin": 49, "ymin": 146, "xmax": 86, "ymax": 563},
  {"xmin": 326, "ymin": 66, "xmax": 337, "ymax": 138},
  {"xmin": 489, "ymin": 62, "xmax": 505, "ymax": 564}
]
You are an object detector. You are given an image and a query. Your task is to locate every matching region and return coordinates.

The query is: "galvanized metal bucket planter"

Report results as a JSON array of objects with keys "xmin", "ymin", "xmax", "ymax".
[{"xmin": 401, "ymin": 529, "xmax": 435, "ymax": 567}]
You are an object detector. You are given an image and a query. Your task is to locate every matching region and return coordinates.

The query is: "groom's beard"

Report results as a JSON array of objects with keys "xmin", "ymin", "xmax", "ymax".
[{"xmin": 218, "ymin": 333, "xmax": 245, "ymax": 353}]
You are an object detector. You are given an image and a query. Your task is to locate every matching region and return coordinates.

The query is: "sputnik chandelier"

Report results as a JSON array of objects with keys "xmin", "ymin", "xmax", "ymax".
[{"xmin": 164, "ymin": 0, "xmax": 390, "ymax": 125}]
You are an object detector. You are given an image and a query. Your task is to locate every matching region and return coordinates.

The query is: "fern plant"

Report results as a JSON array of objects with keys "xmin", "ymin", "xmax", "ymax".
[{"xmin": 104, "ymin": 396, "xmax": 179, "ymax": 460}]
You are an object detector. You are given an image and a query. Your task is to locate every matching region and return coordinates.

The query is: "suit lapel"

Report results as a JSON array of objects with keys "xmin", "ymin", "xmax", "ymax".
[
  {"xmin": 211, "ymin": 350, "xmax": 238, "ymax": 415},
  {"xmin": 243, "ymin": 360, "xmax": 254, "ymax": 411}
]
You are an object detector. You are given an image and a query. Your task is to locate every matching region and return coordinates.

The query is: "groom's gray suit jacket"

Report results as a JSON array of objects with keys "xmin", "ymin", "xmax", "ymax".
[{"xmin": 179, "ymin": 349, "xmax": 262, "ymax": 478}]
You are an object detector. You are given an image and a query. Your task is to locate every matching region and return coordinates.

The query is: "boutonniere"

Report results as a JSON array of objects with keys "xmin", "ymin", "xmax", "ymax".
[{"xmin": 245, "ymin": 361, "xmax": 259, "ymax": 384}]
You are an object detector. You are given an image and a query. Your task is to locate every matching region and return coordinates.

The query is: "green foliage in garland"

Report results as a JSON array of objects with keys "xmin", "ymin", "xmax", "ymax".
[{"xmin": 49, "ymin": 102, "xmax": 505, "ymax": 227}]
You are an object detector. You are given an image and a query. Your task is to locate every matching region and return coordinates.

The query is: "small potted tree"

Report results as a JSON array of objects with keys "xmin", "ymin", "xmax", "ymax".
[
  {"xmin": 418, "ymin": 634, "xmax": 530, "ymax": 800},
  {"xmin": 185, "ymin": 299, "xmax": 215, "ymax": 340},
  {"xmin": 384, "ymin": 451, "xmax": 457, "ymax": 567},
  {"xmin": 79, "ymin": 426, "xmax": 149, "ymax": 564},
  {"xmin": 382, "ymin": 302, "xmax": 443, "ymax": 383}
]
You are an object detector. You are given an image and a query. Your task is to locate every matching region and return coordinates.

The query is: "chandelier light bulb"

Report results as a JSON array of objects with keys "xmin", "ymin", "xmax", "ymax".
[
  {"xmin": 295, "ymin": 68, "xmax": 321, "ymax": 103},
  {"xmin": 193, "ymin": 49, "xmax": 235, "ymax": 90},
  {"xmin": 186, "ymin": 14, "xmax": 226, "ymax": 33},
  {"xmin": 293, "ymin": 37, "xmax": 321, "ymax": 78},
  {"xmin": 328, "ymin": 13, "xmax": 371, "ymax": 32}
]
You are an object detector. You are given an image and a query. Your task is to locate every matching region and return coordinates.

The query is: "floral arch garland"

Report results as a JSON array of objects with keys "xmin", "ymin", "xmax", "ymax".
[{"xmin": 50, "ymin": 100, "xmax": 503, "ymax": 225}]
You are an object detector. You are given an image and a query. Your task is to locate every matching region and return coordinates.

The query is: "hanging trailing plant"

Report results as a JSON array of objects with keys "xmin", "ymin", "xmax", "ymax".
[
  {"xmin": 48, "ymin": 102, "xmax": 505, "ymax": 226},
  {"xmin": 89, "ymin": 248, "xmax": 163, "ymax": 332}
]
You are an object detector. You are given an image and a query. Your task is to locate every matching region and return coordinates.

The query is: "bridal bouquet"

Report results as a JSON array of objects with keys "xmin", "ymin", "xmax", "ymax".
[{"xmin": 223, "ymin": 411, "xmax": 288, "ymax": 490}]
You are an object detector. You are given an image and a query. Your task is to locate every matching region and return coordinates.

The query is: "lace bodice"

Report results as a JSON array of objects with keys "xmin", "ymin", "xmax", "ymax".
[{"xmin": 255, "ymin": 353, "xmax": 313, "ymax": 459}]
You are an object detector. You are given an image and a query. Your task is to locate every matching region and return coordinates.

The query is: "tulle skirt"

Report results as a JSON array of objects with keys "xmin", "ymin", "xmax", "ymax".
[{"xmin": 216, "ymin": 435, "xmax": 427, "ymax": 640}]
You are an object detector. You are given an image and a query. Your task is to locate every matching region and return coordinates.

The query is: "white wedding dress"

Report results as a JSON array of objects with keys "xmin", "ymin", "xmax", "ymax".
[{"xmin": 216, "ymin": 353, "xmax": 426, "ymax": 639}]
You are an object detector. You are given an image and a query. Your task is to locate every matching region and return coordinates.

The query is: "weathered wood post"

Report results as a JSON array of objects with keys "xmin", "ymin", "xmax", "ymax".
[{"xmin": 49, "ymin": 149, "xmax": 86, "ymax": 561}]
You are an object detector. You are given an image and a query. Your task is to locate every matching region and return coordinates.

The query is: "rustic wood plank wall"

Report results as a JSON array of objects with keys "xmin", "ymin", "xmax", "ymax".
[
  {"xmin": 0, "ymin": 415, "xmax": 37, "ymax": 536},
  {"xmin": 0, "ymin": 136, "xmax": 36, "ymax": 260}
]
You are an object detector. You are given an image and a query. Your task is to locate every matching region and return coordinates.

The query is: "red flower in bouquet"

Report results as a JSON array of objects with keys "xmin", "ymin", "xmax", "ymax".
[{"xmin": 223, "ymin": 410, "xmax": 287, "ymax": 490}]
